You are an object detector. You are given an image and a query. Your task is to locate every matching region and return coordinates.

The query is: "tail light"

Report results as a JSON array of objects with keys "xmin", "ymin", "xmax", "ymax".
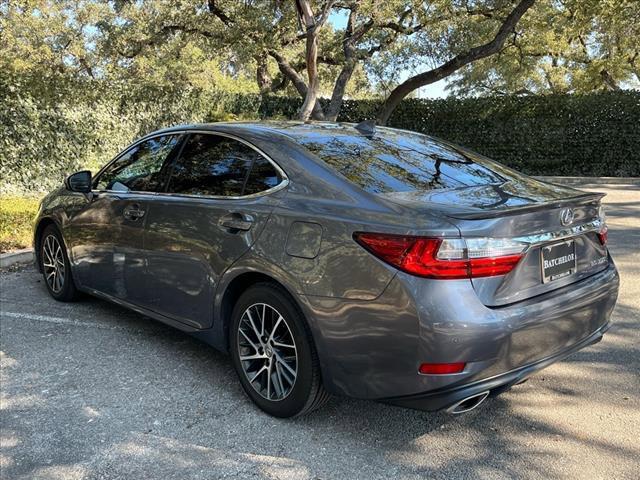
[
  {"xmin": 597, "ymin": 225, "xmax": 608, "ymax": 245},
  {"xmin": 353, "ymin": 232, "xmax": 527, "ymax": 279},
  {"xmin": 597, "ymin": 205, "xmax": 608, "ymax": 245}
]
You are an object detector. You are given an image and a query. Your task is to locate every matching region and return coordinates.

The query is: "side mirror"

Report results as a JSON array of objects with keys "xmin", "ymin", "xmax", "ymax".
[{"xmin": 65, "ymin": 170, "xmax": 92, "ymax": 193}]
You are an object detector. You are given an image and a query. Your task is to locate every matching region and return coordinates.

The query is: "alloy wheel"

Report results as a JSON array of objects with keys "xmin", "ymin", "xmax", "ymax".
[
  {"xmin": 42, "ymin": 234, "xmax": 65, "ymax": 294},
  {"xmin": 237, "ymin": 303, "xmax": 298, "ymax": 401}
]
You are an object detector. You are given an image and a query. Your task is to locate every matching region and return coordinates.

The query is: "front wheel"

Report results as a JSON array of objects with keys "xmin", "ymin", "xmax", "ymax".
[
  {"xmin": 39, "ymin": 225, "xmax": 79, "ymax": 302},
  {"xmin": 230, "ymin": 283, "xmax": 329, "ymax": 417}
]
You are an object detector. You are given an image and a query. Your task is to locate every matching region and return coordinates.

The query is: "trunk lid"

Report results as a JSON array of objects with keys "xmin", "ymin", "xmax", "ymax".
[{"xmin": 382, "ymin": 178, "xmax": 609, "ymax": 306}]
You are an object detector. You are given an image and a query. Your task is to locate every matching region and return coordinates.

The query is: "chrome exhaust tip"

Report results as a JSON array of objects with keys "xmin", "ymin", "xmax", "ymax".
[{"xmin": 446, "ymin": 391, "xmax": 490, "ymax": 414}]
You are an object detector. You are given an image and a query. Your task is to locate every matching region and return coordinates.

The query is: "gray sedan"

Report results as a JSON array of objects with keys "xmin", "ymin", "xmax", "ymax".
[{"xmin": 33, "ymin": 121, "xmax": 619, "ymax": 417}]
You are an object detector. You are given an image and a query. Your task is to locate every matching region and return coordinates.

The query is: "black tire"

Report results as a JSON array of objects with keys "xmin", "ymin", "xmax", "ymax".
[
  {"xmin": 230, "ymin": 282, "xmax": 330, "ymax": 418},
  {"xmin": 39, "ymin": 225, "xmax": 80, "ymax": 302}
]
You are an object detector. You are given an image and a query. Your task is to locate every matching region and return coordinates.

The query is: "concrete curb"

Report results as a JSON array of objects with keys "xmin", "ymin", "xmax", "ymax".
[
  {"xmin": 0, "ymin": 248, "xmax": 34, "ymax": 268},
  {"xmin": 536, "ymin": 176, "xmax": 640, "ymax": 186}
]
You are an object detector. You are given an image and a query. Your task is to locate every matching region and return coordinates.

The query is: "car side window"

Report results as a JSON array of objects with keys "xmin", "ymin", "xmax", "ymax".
[
  {"xmin": 95, "ymin": 135, "xmax": 180, "ymax": 192},
  {"xmin": 166, "ymin": 133, "xmax": 280, "ymax": 197},
  {"xmin": 244, "ymin": 156, "xmax": 281, "ymax": 195}
]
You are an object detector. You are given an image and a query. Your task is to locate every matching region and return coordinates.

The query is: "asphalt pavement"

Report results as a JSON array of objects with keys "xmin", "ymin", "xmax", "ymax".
[{"xmin": 1, "ymin": 184, "xmax": 639, "ymax": 480}]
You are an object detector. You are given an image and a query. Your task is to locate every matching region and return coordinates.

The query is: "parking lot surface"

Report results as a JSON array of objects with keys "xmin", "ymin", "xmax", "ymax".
[{"xmin": 1, "ymin": 184, "xmax": 639, "ymax": 480}]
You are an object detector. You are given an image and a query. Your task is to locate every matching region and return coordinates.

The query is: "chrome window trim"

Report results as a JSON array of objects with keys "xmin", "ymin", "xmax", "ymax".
[{"xmin": 91, "ymin": 129, "xmax": 289, "ymax": 200}]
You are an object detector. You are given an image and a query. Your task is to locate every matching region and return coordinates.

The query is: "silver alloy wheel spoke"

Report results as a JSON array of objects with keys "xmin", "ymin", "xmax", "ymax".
[
  {"xmin": 272, "ymin": 364, "xmax": 284, "ymax": 398},
  {"xmin": 268, "ymin": 315, "xmax": 284, "ymax": 343},
  {"xmin": 239, "ymin": 352, "xmax": 266, "ymax": 362},
  {"xmin": 274, "ymin": 352, "xmax": 297, "ymax": 378},
  {"xmin": 237, "ymin": 302, "xmax": 298, "ymax": 401},
  {"xmin": 249, "ymin": 365, "xmax": 268, "ymax": 384},
  {"xmin": 42, "ymin": 234, "xmax": 65, "ymax": 294},
  {"xmin": 239, "ymin": 328, "xmax": 260, "ymax": 353},
  {"xmin": 272, "ymin": 339, "xmax": 295, "ymax": 349},
  {"xmin": 246, "ymin": 309, "xmax": 263, "ymax": 343},
  {"xmin": 274, "ymin": 362, "xmax": 286, "ymax": 396}
]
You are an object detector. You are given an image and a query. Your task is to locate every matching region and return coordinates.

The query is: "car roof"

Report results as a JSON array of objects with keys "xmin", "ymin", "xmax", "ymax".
[{"xmin": 153, "ymin": 120, "xmax": 400, "ymax": 141}]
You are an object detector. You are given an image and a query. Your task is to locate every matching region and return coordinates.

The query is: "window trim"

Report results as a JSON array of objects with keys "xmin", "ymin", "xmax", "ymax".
[{"xmin": 92, "ymin": 130, "xmax": 289, "ymax": 200}]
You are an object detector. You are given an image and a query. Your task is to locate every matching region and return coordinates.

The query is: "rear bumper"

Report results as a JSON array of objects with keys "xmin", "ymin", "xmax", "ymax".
[
  {"xmin": 304, "ymin": 261, "xmax": 619, "ymax": 401},
  {"xmin": 381, "ymin": 321, "xmax": 611, "ymax": 412}
]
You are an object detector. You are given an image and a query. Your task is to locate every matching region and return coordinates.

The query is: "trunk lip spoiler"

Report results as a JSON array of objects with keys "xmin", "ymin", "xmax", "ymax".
[{"xmin": 442, "ymin": 192, "xmax": 605, "ymax": 220}]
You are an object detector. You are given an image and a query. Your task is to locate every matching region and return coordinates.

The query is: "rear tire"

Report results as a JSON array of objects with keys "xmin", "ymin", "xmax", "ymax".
[
  {"xmin": 230, "ymin": 282, "xmax": 330, "ymax": 417},
  {"xmin": 39, "ymin": 225, "xmax": 80, "ymax": 302}
]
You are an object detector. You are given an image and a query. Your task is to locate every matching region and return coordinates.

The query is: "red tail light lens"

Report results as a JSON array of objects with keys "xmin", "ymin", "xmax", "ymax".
[
  {"xmin": 468, "ymin": 254, "xmax": 525, "ymax": 277},
  {"xmin": 419, "ymin": 362, "xmax": 466, "ymax": 374},
  {"xmin": 353, "ymin": 232, "xmax": 526, "ymax": 279},
  {"xmin": 597, "ymin": 225, "xmax": 608, "ymax": 245}
]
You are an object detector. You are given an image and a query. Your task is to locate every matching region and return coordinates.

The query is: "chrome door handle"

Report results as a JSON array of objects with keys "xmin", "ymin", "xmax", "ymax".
[
  {"xmin": 123, "ymin": 204, "xmax": 145, "ymax": 221},
  {"xmin": 219, "ymin": 213, "xmax": 253, "ymax": 231}
]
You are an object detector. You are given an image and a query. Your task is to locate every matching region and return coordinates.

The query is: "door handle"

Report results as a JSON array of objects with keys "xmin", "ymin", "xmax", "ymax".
[
  {"xmin": 123, "ymin": 204, "xmax": 146, "ymax": 221},
  {"xmin": 219, "ymin": 213, "xmax": 253, "ymax": 231}
]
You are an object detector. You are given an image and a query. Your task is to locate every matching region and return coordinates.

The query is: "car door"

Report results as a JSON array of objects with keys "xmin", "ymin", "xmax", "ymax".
[
  {"xmin": 141, "ymin": 132, "xmax": 287, "ymax": 329},
  {"xmin": 67, "ymin": 133, "xmax": 183, "ymax": 302}
]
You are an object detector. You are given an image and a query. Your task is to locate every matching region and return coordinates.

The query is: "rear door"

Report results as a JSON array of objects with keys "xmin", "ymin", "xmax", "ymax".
[
  {"xmin": 141, "ymin": 132, "xmax": 286, "ymax": 328},
  {"xmin": 68, "ymin": 134, "xmax": 182, "ymax": 301}
]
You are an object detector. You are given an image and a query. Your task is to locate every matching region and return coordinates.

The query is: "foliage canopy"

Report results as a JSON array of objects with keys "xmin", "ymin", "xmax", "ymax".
[{"xmin": 2, "ymin": 1, "xmax": 638, "ymax": 120}]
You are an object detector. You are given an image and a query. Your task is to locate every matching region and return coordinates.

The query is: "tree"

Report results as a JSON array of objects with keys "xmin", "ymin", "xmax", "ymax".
[
  {"xmin": 69, "ymin": 1, "xmax": 538, "ymax": 122},
  {"xmin": 448, "ymin": 0, "xmax": 640, "ymax": 96},
  {"xmin": 4, "ymin": 0, "xmax": 638, "ymax": 124},
  {"xmin": 258, "ymin": 0, "xmax": 538, "ymax": 122},
  {"xmin": 375, "ymin": 0, "xmax": 536, "ymax": 124},
  {"xmin": 295, "ymin": 0, "xmax": 335, "ymax": 120},
  {"xmin": 0, "ymin": 0, "xmax": 110, "ymax": 101}
]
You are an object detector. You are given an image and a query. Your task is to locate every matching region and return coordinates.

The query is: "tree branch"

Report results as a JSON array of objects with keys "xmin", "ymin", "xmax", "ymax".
[
  {"xmin": 295, "ymin": 0, "xmax": 335, "ymax": 120},
  {"xmin": 326, "ymin": 3, "xmax": 358, "ymax": 120},
  {"xmin": 207, "ymin": 0, "xmax": 233, "ymax": 25},
  {"xmin": 268, "ymin": 50, "xmax": 309, "ymax": 97},
  {"xmin": 377, "ymin": 0, "xmax": 536, "ymax": 124},
  {"xmin": 268, "ymin": 49, "xmax": 325, "ymax": 119},
  {"xmin": 116, "ymin": 24, "xmax": 221, "ymax": 58}
]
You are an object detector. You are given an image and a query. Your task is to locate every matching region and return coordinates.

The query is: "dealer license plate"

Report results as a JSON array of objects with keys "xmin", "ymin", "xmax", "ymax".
[{"xmin": 541, "ymin": 239, "xmax": 577, "ymax": 283}]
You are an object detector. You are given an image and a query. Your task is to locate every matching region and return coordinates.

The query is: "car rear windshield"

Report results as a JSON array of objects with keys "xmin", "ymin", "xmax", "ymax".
[{"xmin": 294, "ymin": 128, "xmax": 515, "ymax": 194}]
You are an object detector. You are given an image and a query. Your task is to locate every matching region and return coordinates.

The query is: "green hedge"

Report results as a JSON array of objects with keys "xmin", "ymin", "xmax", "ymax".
[
  {"xmin": 0, "ymin": 88, "xmax": 250, "ymax": 194},
  {"xmin": 1, "ymin": 88, "xmax": 638, "ymax": 193},
  {"xmin": 337, "ymin": 93, "xmax": 640, "ymax": 178},
  {"xmin": 255, "ymin": 92, "xmax": 640, "ymax": 178}
]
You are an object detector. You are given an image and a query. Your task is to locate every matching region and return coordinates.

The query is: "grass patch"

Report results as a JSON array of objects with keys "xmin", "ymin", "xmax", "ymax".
[{"xmin": 0, "ymin": 196, "xmax": 41, "ymax": 253}]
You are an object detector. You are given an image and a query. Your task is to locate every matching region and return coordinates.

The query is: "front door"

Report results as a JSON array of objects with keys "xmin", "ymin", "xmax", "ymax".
[
  {"xmin": 68, "ymin": 133, "xmax": 183, "ymax": 302},
  {"xmin": 141, "ymin": 132, "xmax": 287, "ymax": 329}
]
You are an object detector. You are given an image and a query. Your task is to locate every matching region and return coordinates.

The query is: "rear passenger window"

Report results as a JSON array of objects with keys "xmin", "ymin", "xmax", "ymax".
[
  {"xmin": 244, "ymin": 156, "xmax": 281, "ymax": 195},
  {"xmin": 167, "ymin": 134, "xmax": 281, "ymax": 197}
]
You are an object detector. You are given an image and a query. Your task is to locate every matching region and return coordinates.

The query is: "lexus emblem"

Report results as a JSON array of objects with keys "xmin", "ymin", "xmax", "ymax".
[{"xmin": 560, "ymin": 208, "xmax": 574, "ymax": 226}]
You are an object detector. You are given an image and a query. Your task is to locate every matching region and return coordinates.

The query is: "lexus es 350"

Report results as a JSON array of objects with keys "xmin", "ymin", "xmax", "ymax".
[{"xmin": 34, "ymin": 121, "xmax": 619, "ymax": 417}]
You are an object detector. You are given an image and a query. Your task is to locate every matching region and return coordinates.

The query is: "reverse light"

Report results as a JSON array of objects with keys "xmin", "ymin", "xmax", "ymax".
[
  {"xmin": 353, "ymin": 233, "xmax": 527, "ymax": 279},
  {"xmin": 419, "ymin": 362, "xmax": 466, "ymax": 375}
]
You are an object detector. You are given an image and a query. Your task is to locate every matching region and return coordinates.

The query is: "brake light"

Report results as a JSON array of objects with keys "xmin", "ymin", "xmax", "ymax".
[
  {"xmin": 353, "ymin": 233, "xmax": 526, "ymax": 279},
  {"xmin": 597, "ymin": 225, "xmax": 608, "ymax": 245}
]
